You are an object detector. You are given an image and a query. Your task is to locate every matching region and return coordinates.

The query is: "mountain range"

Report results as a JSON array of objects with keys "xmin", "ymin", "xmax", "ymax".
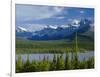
[{"xmin": 16, "ymin": 19, "xmax": 94, "ymax": 40}]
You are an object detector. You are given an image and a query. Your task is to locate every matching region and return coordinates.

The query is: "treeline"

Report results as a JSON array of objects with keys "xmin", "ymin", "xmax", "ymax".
[{"xmin": 16, "ymin": 52, "xmax": 94, "ymax": 73}]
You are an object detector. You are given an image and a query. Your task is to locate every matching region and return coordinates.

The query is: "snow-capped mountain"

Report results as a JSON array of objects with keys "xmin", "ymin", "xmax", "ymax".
[
  {"xmin": 60, "ymin": 25, "xmax": 69, "ymax": 28},
  {"xmin": 16, "ymin": 26, "xmax": 28, "ymax": 32},
  {"xmin": 16, "ymin": 26, "xmax": 33, "ymax": 39},
  {"xmin": 16, "ymin": 19, "xmax": 93, "ymax": 40},
  {"xmin": 43, "ymin": 25, "xmax": 71, "ymax": 30},
  {"xmin": 28, "ymin": 25, "xmax": 77, "ymax": 40},
  {"xmin": 48, "ymin": 25, "xmax": 58, "ymax": 29}
]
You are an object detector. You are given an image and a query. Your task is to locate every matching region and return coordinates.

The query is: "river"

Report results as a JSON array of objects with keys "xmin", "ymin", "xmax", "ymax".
[{"xmin": 16, "ymin": 51, "xmax": 94, "ymax": 63}]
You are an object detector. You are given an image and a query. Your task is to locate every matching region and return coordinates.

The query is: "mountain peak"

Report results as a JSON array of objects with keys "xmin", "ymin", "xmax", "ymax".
[
  {"xmin": 48, "ymin": 25, "xmax": 58, "ymax": 29},
  {"xmin": 16, "ymin": 26, "xmax": 28, "ymax": 32}
]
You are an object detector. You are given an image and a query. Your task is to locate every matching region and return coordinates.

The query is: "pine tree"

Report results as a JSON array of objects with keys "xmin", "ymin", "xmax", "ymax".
[
  {"xmin": 50, "ymin": 54, "xmax": 57, "ymax": 70},
  {"xmin": 39, "ymin": 56, "xmax": 50, "ymax": 71},
  {"xmin": 56, "ymin": 54, "xmax": 65, "ymax": 70},
  {"xmin": 22, "ymin": 55, "xmax": 32, "ymax": 72},
  {"xmin": 16, "ymin": 55, "xmax": 23, "ymax": 73},
  {"xmin": 31, "ymin": 60, "xmax": 39, "ymax": 72},
  {"xmin": 65, "ymin": 50, "xmax": 71, "ymax": 70}
]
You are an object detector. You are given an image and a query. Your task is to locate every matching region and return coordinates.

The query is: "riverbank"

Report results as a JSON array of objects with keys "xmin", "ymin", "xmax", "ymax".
[{"xmin": 16, "ymin": 39, "xmax": 94, "ymax": 54}]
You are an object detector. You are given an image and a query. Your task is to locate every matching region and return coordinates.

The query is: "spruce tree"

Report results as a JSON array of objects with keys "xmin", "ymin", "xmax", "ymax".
[
  {"xmin": 56, "ymin": 54, "xmax": 65, "ymax": 70},
  {"xmin": 23, "ymin": 55, "xmax": 32, "ymax": 72},
  {"xmin": 16, "ymin": 55, "xmax": 23, "ymax": 73},
  {"xmin": 65, "ymin": 50, "xmax": 71, "ymax": 70},
  {"xmin": 50, "ymin": 54, "xmax": 57, "ymax": 70}
]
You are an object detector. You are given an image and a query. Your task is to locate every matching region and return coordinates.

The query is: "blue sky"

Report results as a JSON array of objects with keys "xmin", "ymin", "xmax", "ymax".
[{"xmin": 16, "ymin": 4, "xmax": 94, "ymax": 32}]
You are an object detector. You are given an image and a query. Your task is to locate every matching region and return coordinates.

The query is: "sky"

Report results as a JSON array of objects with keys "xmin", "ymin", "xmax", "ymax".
[{"xmin": 16, "ymin": 4, "xmax": 94, "ymax": 32}]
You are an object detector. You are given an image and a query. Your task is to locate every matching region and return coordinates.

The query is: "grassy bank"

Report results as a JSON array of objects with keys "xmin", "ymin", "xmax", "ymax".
[{"xmin": 16, "ymin": 38, "xmax": 94, "ymax": 54}]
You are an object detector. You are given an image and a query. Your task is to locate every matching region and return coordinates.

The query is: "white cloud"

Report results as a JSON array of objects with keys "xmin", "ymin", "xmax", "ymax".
[
  {"xmin": 55, "ymin": 16, "xmax": 65, "ymax": 19},
  {"xmin": 54, "ymin": 7, "xmax": 64, "ymax": 13},
  {"xmin": 61, "ymin": 25, "xmax": 69, "ymax": 28},
  {"xmin": 16, "ymin": 5, "xmax": 65, "ymax": 21},
  {"xmin": 80, "ymin": 10, "xmax": 84, "ymax": 14}
]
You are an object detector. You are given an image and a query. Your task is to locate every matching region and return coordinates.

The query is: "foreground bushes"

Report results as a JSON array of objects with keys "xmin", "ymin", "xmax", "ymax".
[{"xmin": 16, "ymin": 52, "xmax": 94, "ymax": 73}]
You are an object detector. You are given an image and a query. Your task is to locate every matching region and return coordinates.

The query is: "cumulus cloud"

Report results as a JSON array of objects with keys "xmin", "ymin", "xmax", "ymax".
[
  {"xmin": 55, "ymin": 16, "xmax": 65, "ymax": 19},
  {"xmin": 16, "ymin": 4, "xmax": 65, "ymax": 22},
  {"xmin": 61, "ymin": 25, "xmax": 69, "ymax": 28},
  {"xmin": 80, "ymin": 10, "xmax": 84, "ymax": 14}
]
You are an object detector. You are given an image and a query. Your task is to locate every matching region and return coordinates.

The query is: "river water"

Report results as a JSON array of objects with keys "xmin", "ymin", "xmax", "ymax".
[{"xmin": 16, "ymin": 51, "xmax": 94, "ymax": 63}]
